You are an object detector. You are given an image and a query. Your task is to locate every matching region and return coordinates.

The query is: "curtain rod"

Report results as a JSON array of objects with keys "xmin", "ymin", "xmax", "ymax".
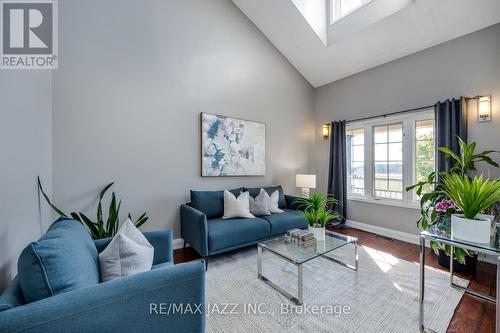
[
  {"xmin": 343, "ymin": 96, "xmax": 480, "ymax": 124},
  {"xmin": 345, "ymin": 105, "xmax": 434, "ymax": 124}
]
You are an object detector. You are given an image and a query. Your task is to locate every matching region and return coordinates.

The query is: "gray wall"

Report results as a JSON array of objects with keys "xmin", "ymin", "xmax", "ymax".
[
  {"xmin": 314, "ymin": 24, "xmax": 500, "ymax": 235},
  {"xmin": 0, "ymin": 71, "xmax": 52, "ymax": 290},
  {"xmin": 52, "ymin": 0, "xmax": 315, "ymax": 238}
]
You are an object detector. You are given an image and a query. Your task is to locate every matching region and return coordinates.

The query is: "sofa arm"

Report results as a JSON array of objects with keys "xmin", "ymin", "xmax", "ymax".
[
  {"xmin": 94, "ymin": 230, "xmax": 173, "ymax": 265},
  {"xmin": 285, "ymin": 195, "xmax": 304, "ymax": 210},
  {"xmin": 0, "ymin": 260, "xmax": 206, "ymax": 333},
  {"xmin": 180, "ymin": 205, "xmax": 209, "ymax": 257},
  {"xmin": 143, "ymin": 230, "xmax": 174, "ymax": 264}
]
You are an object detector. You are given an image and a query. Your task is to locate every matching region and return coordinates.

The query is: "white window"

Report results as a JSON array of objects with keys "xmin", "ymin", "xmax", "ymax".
[
  {"xmin": 345, "ymin": 109, "xmax": 435, "ymax": 207},
  {"xmin": 414, "ymin": 119, "xmax": 435, "ymax": 196},
  {"xmin": 373, "ymin": 123, "xmax": 403, "ymax": 200},
  {"xmin": 346, "ymin": 128, "xmax": 364, "ymax": 195},
  {"xmin": 331, "ymin": 0, "xmax": 371, "ymax": 22}
]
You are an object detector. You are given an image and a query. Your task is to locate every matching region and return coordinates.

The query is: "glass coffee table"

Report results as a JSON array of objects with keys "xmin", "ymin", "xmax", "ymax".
[{"xmin": 257, "ymin": 230, "xmax": 358, "ymax": 305}]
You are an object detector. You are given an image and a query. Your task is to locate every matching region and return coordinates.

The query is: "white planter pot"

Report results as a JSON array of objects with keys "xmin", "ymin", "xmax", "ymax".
[
  {"xmin": 451, "ymin": 214, "xmax": 492, "ymax": 243},
  {"xmin": 309, "ymin": 226, "xmax": 325, "ymax": 241}
]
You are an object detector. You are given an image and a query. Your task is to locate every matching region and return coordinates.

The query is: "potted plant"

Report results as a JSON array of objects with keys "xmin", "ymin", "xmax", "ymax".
[
  {"xmin": 441, "ymin": 174, "xmax": 500, "ymax": 243},
  {"xmin": 37, "ymin": 177, "xmax": 149, "ymax": 239},
  {"xmin": 295, "ymin": 192, "xmax": 342, "ymax": 241},
  {"xmin": 406, "ymin": 138, "xmax": 498, "ymax": 273}
]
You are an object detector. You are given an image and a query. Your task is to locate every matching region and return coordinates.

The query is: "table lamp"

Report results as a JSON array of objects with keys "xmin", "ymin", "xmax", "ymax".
[{"xmin": 296, "ymin": 174, "xmax": 316, "ymax": 198}]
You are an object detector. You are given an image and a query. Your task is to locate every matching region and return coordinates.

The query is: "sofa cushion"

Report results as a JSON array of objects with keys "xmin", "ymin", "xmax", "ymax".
[
  {"xmin": 0, "ymin": 277, "xmax": 23, "ymax": 312},
  {"xmin": 17, "ymin": 217, "xmax": 100, "ymax": 303},
  {"xmin": 191, "ymin": 188, "xmax": 241, "ymax": 219},
  {"xmin": 207, "ymin": 217, "xmax": 271, "ymax": 252},
  {"xmin": 260, "ymin": 209, "xmax": 308, "ymax": 236},
  {"xmin": 244, "ymin": 185, "xmax": 287, "ymax": 209}
]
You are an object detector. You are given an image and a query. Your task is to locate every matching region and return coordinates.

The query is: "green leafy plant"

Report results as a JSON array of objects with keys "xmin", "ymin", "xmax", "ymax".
[
  {"xmin": 441, "ymin": 174, "xmax": 500, "ymax": 220},
  {"xmin": 405, "ymin": 138, "xmax": 499, "ymax": 264},
  {"xmin": 439, "ymin": 139, "xmax": 498, "ymax": 176},
  {"xmin": 316, "ymin": 209, "xmax": 340, "ymax": 228},
  {"xmin": 37, "ymin": 177, "xmax": 148, "ymax": 239},
  {"xmin": 294, "ymin": 192, "xmax": 342, "ymax": 227}
]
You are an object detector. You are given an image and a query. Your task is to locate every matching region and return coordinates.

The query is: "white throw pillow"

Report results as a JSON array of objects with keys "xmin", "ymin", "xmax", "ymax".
[
  {"xmin": 250, "ymin": 189, "xmax": 271, "ymax": 216},
  {"xmin": 98, "ymin": 219, "xmax": 154, "ymax": 282},
  {"xmin": 264, "ymin": 190, "xmax": 284, "ymax": 214},
  {"xmin": 223, "ymin": 190, "xmax": 255, "ymax": 219}
]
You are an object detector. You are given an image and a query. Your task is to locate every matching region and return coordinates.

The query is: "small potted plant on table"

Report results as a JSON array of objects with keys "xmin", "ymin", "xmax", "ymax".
[
  {"xmin": 442, "ymin": 174, "xmax": 500, "ymax": 243},
  {"xmin": 295, "ymin": 192, "xmax": 342, "ymax": 241}
]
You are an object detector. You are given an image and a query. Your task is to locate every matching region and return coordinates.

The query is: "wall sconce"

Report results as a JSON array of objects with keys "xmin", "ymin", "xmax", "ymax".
[
  {"xmin": 477, "ymin": 95, "xmax": 492, "ymax": 123},
  {"xmin": 322, "ymin": 124, "xmax": 330, "ymax": 139}
]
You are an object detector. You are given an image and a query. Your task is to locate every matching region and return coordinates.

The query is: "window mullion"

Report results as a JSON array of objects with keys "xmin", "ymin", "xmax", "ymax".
[
  {"xmin": 386, "ymin": 125, "xmax": 389, "ymax": 198},
  {"xmin": 403, "ymin": 119, "xmax": 413, "ymax": 203},
  {"xmin": 365, "ymin": 125, "xmax": 373, "ymax": 199}
]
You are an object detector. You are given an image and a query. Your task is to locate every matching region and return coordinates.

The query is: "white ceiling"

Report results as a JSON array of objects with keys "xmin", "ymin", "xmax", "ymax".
[{"xmin": 232, "ymin": 0, "xmax": 500, "ymax": 87}]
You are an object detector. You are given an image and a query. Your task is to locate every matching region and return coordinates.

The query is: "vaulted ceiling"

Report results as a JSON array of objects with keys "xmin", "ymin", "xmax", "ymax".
[{"xmin": 232, "ymin": 0, "xmax": 500, "ymax": 87}]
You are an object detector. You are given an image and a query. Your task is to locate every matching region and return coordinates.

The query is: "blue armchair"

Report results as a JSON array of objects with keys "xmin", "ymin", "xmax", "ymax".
[{"xmin": 0, "ymin": 220, "xmax": 206, "ymax": 333}]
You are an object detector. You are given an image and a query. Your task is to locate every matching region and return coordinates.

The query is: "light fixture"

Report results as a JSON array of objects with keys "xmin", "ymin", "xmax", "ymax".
[
  {"xmin": 322, "ymin": 124, "xmax": 330, "ymax": 139},
  {"xmin": 477, "ymin": 95, "xmax": 492, "ymax": 123},
  {"xmin": 296, "ymin": 174, "xmax": 316, "ymax": 198}
]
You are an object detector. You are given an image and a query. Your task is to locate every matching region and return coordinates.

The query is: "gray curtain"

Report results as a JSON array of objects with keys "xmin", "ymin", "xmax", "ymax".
[
  {"xmin": 327, "ymin": 120, "xmax": 347, "ymax": 225},
  {"xmin": 435, "ymin": 97, "xmax": 467, "ymax": 174}
]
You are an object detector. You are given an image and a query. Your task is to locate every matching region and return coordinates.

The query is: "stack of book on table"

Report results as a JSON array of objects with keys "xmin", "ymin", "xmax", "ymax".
[{"xmin": 285, "ymin": 228, "xmax": 317, "ymax": 247}]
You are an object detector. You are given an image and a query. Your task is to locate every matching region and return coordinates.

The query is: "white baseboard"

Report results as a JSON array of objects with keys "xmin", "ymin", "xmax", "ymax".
[
  {"xmin": 345, "ymin": 219, "xmax": 422, "ymax": 246},
  {"xmin": 345, "ymin": 219, "xmax": 497, "ymax": 265},
  {"xmin": 173, "ymin": 238, "xmax": 189, "ymax": 250},
  {"xmin": 478, "ymin": 253, "xmax": 497, "ymax": 265}
]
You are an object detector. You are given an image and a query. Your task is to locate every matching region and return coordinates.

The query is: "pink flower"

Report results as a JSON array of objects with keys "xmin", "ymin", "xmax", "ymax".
[{"xmin": 434, "ymin": 199, "xmax": 458, "ymax": 212}]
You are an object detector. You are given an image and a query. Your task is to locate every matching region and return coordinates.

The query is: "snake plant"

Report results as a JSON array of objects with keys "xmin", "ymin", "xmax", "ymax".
[{"xmin": 38, "ymin": 177, "xmax": 148, "ymax": 239}]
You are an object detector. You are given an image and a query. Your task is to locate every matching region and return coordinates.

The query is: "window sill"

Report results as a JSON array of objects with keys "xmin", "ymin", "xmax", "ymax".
[{"xmin": 347, "ymin": 196, "xmax": 420, "ymax": 210}]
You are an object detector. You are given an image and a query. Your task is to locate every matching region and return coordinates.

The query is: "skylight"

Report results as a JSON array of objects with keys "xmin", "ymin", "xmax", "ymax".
[{"xmin": 331, "ymin": 0, "xmax": 372, "ymax": 23}]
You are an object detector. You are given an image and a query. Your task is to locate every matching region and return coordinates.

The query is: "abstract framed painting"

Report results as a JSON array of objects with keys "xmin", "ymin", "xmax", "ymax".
[{"xmin": 200, "ymin": 113, "xmax": 266, "ymax": 176}]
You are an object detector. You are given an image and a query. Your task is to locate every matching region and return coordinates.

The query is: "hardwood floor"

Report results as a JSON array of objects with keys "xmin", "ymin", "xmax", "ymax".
[{"xmin": 174, "ymin": 227, "xmax": 497, "ymax": 333}]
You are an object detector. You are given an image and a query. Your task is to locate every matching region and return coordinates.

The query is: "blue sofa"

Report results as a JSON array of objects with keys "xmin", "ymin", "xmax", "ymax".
[
  {"xmin": 181, "ymin": 186, "xmax": 306, "ymax": 261},
  {"xmin": 0, "ymin": 218, "xmax": 205, "ymax": 333}
]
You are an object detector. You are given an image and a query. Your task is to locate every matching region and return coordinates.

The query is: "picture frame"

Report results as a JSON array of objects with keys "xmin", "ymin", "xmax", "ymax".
[{"xmin": 200, "ymin": 113, "xmax": 266, "ymax": 177}]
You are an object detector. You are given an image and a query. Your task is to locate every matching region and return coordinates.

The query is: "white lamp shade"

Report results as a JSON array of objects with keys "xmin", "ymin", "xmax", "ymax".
[{"xmin": 296, "ymin": 174, "xmax": 316, "ymax": 189}]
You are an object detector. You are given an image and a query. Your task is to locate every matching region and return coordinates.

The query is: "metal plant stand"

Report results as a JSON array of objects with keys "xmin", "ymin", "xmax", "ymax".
[{"xmin": 419, "ymin": 229, "xmax": 499, "ymax": 333}]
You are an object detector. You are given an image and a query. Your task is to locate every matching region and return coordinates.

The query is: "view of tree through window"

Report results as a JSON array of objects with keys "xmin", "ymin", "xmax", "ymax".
[
  {"xmin": 415, "ymin": 119, "xmax": 435, "ymax": 195},
  {"xmin": 346, "ymin": 128, "xmax": 364, "ymax": 195},
  {"xmin": 373, "ymin": 123, "xmax": 403, "ymax": 199}
]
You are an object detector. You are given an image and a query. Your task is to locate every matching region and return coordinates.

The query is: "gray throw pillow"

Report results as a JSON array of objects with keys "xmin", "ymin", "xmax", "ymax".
[
  {"xmin": 98, "ymin": 219, "xmax": 154, "ymax": 282},
  {"xmin": 250, "ymin": 189, "xmax": 271, "ymax": 216}
]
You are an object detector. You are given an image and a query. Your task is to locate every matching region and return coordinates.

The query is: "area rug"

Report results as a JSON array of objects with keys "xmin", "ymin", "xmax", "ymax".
[{"xmin": 205, "ymin": 244, "xmax": 468, "ymax": 333}]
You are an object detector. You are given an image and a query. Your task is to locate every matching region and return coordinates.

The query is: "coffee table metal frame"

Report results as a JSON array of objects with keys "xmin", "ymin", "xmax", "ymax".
[{"xmin": 257, "ymin": 231, "xmax": 358, "ymax": 305}]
